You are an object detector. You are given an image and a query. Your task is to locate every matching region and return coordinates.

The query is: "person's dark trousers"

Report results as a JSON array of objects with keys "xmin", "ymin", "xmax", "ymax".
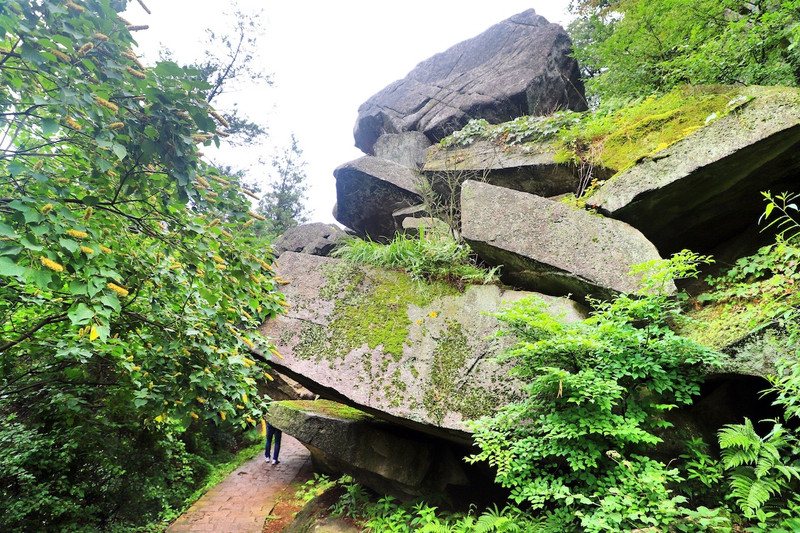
[{"xmin": 265, "ymin": 423, "xmax": 282, "ymax": 463}]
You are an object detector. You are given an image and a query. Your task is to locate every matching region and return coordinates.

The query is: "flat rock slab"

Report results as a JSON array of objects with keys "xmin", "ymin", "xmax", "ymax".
[
  {"xmin": 586, "ymin": 86, "xmax": 800, "ymax": 254},
  {"xmin": 258, "ymin": 252, "xmax": 585, "ymax": 441},
  {"xmin": 268, "ymin": 400, "xmax": 470, "ymax": 500},
  {"xmin": 423, "ymin": 140, "xmax": 581, "ymax": 199},
  {"xmin": 333, "ymin": 156, "xmax": 423, "ymax": 242},
  {"xmin": 461, "ymin": 180, "xmax": 669, "ymax": 301},
  {"xmin": 353, "ymin": 9, "xmax": 586, "ymax": 154}
]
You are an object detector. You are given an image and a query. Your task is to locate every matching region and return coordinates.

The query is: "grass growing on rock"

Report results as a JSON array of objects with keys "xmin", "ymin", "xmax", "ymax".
[
  {"xmin": 332, "ymin": 230, "xmax": 500, "ymax": 287},
  {"xmin": 436, "ymin": 84, "xmax": 750, "ymax": 184},
  {"xmin": 277, "ymin": 400, "xmax": 372, "ymax": 421}
]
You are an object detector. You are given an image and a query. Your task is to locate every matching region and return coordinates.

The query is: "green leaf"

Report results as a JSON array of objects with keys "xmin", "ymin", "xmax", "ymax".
[
  {"xmin": 0, "ymin": 221, "xmax": 19, "ymax": 239},
  {"xmin": 0, "ymin": 257, "xmax": 26, "ymax": 277},
  {"xmin": 41, "ymin": 118, "xmax": 59, "ymax": 136},
  {"xmin": 68, "ymin": 303, "xmax": 95, "ymax": 326},
  {"xmin": 59, "ymin": 238, "xmax": 79, "ymax": 253},
  {"xmin": 100, "ymin": 293, "xmax": 121, "ymax": 312},
  {"xmin": 112, "ymin": 143, "xmax": 127, "ymax": 161},
  {"xmin": 69, "ymin": 280, "xmax": 88, "ymax": 296}
]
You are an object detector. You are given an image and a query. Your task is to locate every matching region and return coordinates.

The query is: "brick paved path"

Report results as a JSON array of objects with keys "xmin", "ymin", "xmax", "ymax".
[{"xmin": 167, "ymin": 435, "xmax": 311, "ymax": 533}]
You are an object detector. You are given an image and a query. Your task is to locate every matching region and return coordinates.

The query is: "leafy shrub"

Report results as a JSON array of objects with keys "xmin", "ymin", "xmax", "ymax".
[{"xmin": 468, "ymin": 251, "xmax": 723, "ymax": 531}]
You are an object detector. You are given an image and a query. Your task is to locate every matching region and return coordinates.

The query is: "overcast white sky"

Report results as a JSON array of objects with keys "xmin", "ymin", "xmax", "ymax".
[{"xmin": 125, "ymin": 1, "xmax": 573, "ymax": 223}]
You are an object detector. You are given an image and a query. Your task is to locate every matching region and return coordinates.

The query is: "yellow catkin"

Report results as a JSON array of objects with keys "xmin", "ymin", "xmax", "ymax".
[
  {"xmin": 65, "ymin": 1, "xmax": 85, "ymax": 14},
  {"xmin": 107, "ymin": 283, "xmax": 129, "ymax": 297},
  {"xmin": 130, "ymin": 366, "xmax": 141, "ymax": 371},
  {"xmin": 94, "ymin": 97, "xmax": 118, "ymax": 114},
  {"xmin": 242, "ymin": 218, "xmax": 255, "ymax": 228},
  {"xmin": 210, "ymin": 175, "xmax": 228, "ymax": 185},
  {"xmin": 52, "ymin": 49, "xmax": 71, "ymax": 62},
  {"xmin": 240, "ymin": 187, "xmax": 259, "ymax": 200},
  {"xmin": 246, "ymin": 417, "xmax": 255, "ymax": 425},
  {"xmin": 83, "ymin": 206, "xmax": 93, "ymax": 220},
  {"xmin": 196, "ymin": 397, "xmax": 206, "ymax": 403},
  {"xmin": 109, "ymin": 121, "xmax": 124, "ymax": 130},
  {"xmin": 41, "ymin": 203, "xmax": 54, "ymax": 214},
  {"xmin": 209, "ymin": 110, "xmax": 230, "ymax": 128},
  {"xmin": 270, "ymin": 348, "xmax": 284, "ymax": 360},
  {"xmin": 191, "ymin": 133, "xmax": 213, "ymax": 143},
  {"xmin": 40, "ymin": 256, "xmax": 65, "ymax": 272},
  {"xmin": 126, "ymin": 66, "xmax": 146, "ymax": 79},
  {"xmin": 247, "ymin": 210, "xmax": 266, "ymax": 221},
  {"xmin": 80, "ymin": 246, "xmax": 94, "ymax": 254},
  {"xmin": 93, "ymin": 32, "xmax": 109, "ymax": 41},
  {"xmin": 196, "ymin": 176, "xmax": 210, "ymax": 188},
  {"xmin": 219, "ymin": 229, "xmax": 233, "ymax": 239},
  {"xmin": 65, "ymin": 229, "xmax": 89, "ymax": 239},
  {"xmin": 219, "ymin": 411, "xmax": 226, "ymax": 421},
  {"xmin": 215, "ymin": 129, "xmax": 230, "ymax": 137},
  {"xmin": 77, "ymin": 42, "xmax": 94, "ymax": 55},
  {"xmin": 125, "ymin": 24, "xmax": 149, "ymax": 31},
  {"xmin": 99, "ymin": 245, "xmax": 112, "ymax": 253},
  {"xmin": 190, "ymin": 411, "xmax": 199, "ymax": 419},
  {"xmin": 263, "ymin": 372, "xmax": 274, "ymax": 381}
]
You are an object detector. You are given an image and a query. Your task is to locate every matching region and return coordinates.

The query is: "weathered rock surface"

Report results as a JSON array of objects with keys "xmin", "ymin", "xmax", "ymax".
[
  {"xmin": 282, "ymin": 486, "xmax": 361, "ymax": 533},
  {"xmin": 423, "ymin": 140, "xmax": 585, "ymax": 199},
  {"xmin": 268, "ymin": 400, "xmax": 471, "ymax": 500},
  {"xmin": 375, "ymin": 132, "xmax": 432, "ymax": 169},
  {"xmin": 272, "ymin": 223, "xmax": 347, "ymax": 257},
  {"xmin": 586, "ymin": 86, "xmax": 800, "ymax": 254},
  {"xmin": 333, "ymin": 156, "xmax": 423, "ymax": 242},
  {"xmin": 461, "ymin": 180, "xmax": 670, "ymax": 301},
  {"xmin": 258, "ymin": 252, "xmax": 585, "ymax": 442},
  {"xmin": 353, "ymin": 9, "xmax": 587, "ymax": 155}
]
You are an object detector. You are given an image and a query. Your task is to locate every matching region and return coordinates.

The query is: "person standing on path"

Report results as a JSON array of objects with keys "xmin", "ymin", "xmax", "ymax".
[{"xmin": 265, "ymin": 422, "xmax": 282, "ymax": 465}]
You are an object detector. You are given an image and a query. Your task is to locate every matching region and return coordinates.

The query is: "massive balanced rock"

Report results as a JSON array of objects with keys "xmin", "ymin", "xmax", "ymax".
[
  {"xmin": 258, "ymin": 251, "xmax": 586, "ymax": 442},
  {"xmin": 353, "ymin": 9, "xmax": 587, "ymax": 155}
]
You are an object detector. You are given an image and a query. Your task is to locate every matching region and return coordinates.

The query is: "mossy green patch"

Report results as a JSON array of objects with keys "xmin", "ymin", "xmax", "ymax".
[
  {"xmin": 422, "ymin": 319, "xmax": 500, "ymax": 424},
  {"xmin": 277, "ymin": 399, "xmax": 371, "ymax": 421},
  {"xmin": 292, "ymin": 261, "xmax": 457, "ymax": 364}
]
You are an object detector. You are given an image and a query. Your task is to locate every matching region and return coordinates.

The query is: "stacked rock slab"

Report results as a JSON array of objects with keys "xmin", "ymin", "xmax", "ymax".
[
  {"xmin": 333, "ymin": 156, "xmax": 423, "ymax": 242},
  {"xmin": 353, "ymin": 9, "xmax": 587, "ymax": 155},
  {"xmin": 586, "ymin": 86, "xmax": 800, "ymax": 255},
  {"xmin": 461, "ymin": 180, "xmax": 671, "ymax": 301},
  {"xmin": 258, "ymin": 251, "xmax": 586, "ymax": 443},
  {"xmin": 268, "ymin": 400, "xmax": 472, "ymax": 501}
]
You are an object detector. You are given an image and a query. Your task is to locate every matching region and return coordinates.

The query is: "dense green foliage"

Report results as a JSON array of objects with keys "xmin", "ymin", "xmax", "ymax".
[
  {"xmin": 468, "ymin": 252, "xmax": 723, "ymax": 531},
  {"xmin": 568, "ymin": 0, "xmax": 800, "ymax": 100},
  {"xmin": 333, "ymin": 230, "xmax": 499, "ymax": 287},
  {"xmin": 0, "ymin": 1, "xmax": 283, "ymax": 529}
]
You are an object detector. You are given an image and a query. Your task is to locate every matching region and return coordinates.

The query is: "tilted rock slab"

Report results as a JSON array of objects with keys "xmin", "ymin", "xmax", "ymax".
[
  {"xmin": 268, "ymin": 400, "xmax": 472, "ymax": 500},
  {"xmin": 333, "ymin": 156, "xmax": 423, "ymax": 242},
  {"xmin": 461, "ymin": 180, "xmax": 670, "ymax": 301},
  {"xmin": 423, "ymin": 140, "xmax": 587, "ymax": 199},
  {"xmin": 353, "ymin": 9, "xmax": 586, "ymax": 155},
  {"xmin": 586, "ymin": 86, "xmax": 800, "ymax": 255},
  {"xmin": 258, "ymin": 252, "xmax": 585, "ymax": 442}
]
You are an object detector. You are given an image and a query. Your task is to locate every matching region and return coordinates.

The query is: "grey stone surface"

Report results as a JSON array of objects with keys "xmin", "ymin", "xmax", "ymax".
[
  {"xmin": 423, "ymin": 140, "xmax": 584, "ymax": 199},
  {"xmin": 374, "ymin": 131, "xmax": 432, "ymax": 169},
  {"xmin": 461, "ymin": 180, "xmax": 670, "ymax": 301},
  {"xmin": 586, "ymin": 86, "xmax": 800, "ymax": 254},
  {"xmin": 353, "ymin": 9, "xmax": 586, "ymax": 154},
  {"xmin": 269, "ymin": 400, "xmax": 470, "ymax": 500},
  {"xmin": 272, "ymin": 223, "xmax": 347, "ymax": 257},
  {"xmin": 333, "ymin": 156, "xmax": 423, "ymax": 242},
  {"xmin": 258, "ymin": 252, "xmax": 586, "ymax": 442}
]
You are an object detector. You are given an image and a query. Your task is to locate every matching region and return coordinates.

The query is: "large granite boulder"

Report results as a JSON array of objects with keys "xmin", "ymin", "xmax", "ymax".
[
  {"xmin": 272, "ymin": 223, "xmax": 348, "ymax": 257},
  {"xmin": 258, "ymin": 252, "xmax": 585, "ymax": 442},
  {"xmin": 423, "ymin": 140, "xmax": 588, "ymax": 199},
  {"xmin": 333, "ymin": 156, "xmax": 423, "ymax": 242},
  {"xmin": 353, "ymin": 9, "xmax": 587, "ymax": 155},
  {"xmin": 461, "ymin": 180, "xmax": 669, "ymax": 301},
  {"xmin": 586, "ymin": 86, "xmax": 800, "ymax": 255},
  {"xmin": 268, "ymin": 400, "xmax": 472, "ymax": 500}
]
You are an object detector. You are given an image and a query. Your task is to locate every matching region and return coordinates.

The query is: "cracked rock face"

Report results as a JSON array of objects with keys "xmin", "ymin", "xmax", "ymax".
[
  {"xmin": 353, "ymin": 9, "xmax": 587, "ymax": 155},
  {"xmin": 258, "ymin": 252, "xmax": 586, "ymax": 442}
]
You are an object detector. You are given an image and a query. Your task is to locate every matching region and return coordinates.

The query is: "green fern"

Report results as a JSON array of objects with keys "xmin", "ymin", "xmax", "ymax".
[{"xmin": 719, "ymin": 418, "xmax": 800, "ymax": 516}]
